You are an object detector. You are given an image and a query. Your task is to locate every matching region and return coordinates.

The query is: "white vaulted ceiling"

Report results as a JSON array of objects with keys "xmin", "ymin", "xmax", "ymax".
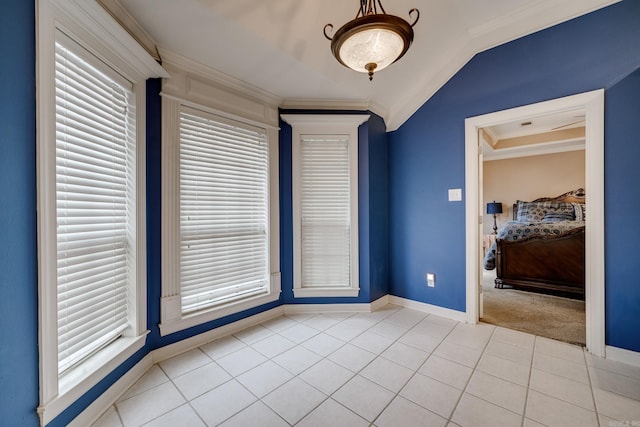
[{"xmin": 116, "ymin": 0, "xmax": 619, "ymax": 130}]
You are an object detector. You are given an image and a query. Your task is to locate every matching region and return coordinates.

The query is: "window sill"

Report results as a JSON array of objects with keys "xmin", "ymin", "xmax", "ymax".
[
  {"xmin": 38, "ymin": 333, "xmax": 147, "ymax": 426},
  {"xmin": 293, "ymin": 287, "xmax": 360, "ymax": 298}
]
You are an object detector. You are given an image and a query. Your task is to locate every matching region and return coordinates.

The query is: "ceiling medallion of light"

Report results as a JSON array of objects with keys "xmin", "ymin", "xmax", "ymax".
[{"xmin": 324, "ymin": 0, "xmax": 419, "ymax": 81}]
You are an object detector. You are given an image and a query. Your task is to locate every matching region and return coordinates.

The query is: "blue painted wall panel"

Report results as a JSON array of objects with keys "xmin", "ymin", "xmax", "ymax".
[
  {"xmin": 604, "ymin": 68, "xmax": 640, "ymax": 351},
  {"xmin": 3, "ymin": 0, "xmax": 640, "ymax": 424},
  {"xmin": 0, "ymin": 1, "xmax": 40, "ymax": 425},
  {"xmin": 279, "ymin": 110, "xmax": 389, "ymax": 304},
  {"xmin": 389, "ymin": 0, "xmax": 640, "ymax": 350}
]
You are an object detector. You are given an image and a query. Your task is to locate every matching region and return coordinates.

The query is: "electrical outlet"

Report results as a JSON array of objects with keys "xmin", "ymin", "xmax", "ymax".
[{"xmin": 426, "ymin": 273, "xmax": 435, "ymax": 287}]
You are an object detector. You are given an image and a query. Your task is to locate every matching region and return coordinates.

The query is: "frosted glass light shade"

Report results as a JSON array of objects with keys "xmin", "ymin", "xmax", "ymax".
[
  {"xmin": 325, "ymin": 9, "xmax": 418, "ymax": 81},
  {"xmin": 339, "ymin": 28, "xmax": 404, "ymax": 73}
]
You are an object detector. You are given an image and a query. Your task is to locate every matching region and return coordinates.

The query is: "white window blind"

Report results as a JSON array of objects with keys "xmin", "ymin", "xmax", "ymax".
[
  {"xmin": 179, "ymin": 111, "xmax": 269, "ymax": 314},
  {"xmin": 55, "ymin": 39, "xmax": 136, "ymax": 374},
  {"xmin": 300, "ymin": 135, "xmax": 352, "ymax": 287}
]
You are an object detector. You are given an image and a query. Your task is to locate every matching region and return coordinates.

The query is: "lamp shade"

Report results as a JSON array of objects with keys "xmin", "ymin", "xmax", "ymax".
[
  {"xmin": 324, "ymin": 1, "xmax": 419, "ymax": 81},
  {"xmin": 487, "ymin": 201, "xmax": 503, "ymax": 215}
]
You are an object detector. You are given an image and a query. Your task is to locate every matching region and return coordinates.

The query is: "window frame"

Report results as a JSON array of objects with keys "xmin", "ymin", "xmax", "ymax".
[
  {"xmin": 281, "ymin": 114, "xmax": 369, "ymax": 298},
  {"xmin": 36, "ymin": 0, "xmax": 167, "ymax": 424},
  {"xmin": 160, "ymin": 92, "xmax": 281, "ymax": 336}
]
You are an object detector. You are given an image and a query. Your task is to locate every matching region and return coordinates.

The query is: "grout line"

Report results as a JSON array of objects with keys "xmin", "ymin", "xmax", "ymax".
[
  {"xmin": 115, "ymin": 306, "xmax": 627, "ymax": 427},
  {"xmin": 583, "ymin": 347, "xmax": 602, "ymax": 427},
  {"xmin": 521, "ymin": 334, "xmax": 537, "ymax": 426}
]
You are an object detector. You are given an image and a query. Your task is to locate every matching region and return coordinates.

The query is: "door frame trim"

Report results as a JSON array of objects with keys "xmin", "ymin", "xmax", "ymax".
[{"xmin": 464, "ymin": 89, "xmax": 605, "ymax": 356}]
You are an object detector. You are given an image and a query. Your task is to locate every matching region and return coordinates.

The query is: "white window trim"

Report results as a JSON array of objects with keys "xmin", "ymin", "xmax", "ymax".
[
  {"xmin": 281, "ymin": 114, "xmax": 369, "ymax": 298},
  {"xmin": 36, "ymin": 1, "xmax": 167, "ymax": 425},
  {"xmin": 159, "ymin": 71, "xmax": 281, "ymax": 336}
]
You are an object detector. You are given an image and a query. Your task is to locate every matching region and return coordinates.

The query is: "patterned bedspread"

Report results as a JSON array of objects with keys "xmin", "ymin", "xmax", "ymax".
[{"xmin": 483, "ymin": 220, "xmax": 585, "ymax": 270}]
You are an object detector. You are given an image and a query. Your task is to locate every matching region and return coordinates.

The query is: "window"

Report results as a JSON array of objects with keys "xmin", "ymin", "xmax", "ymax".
[
  {"xmin": 37, "ymin": 1, "xmax": 167, "ymax": 424},
  {"xmin": 55, "ymin": 35, "xmax": 136, "ymax": 375},
  {"xmin": 282, "ymin": 114, "xmax": 369, "ymax": 298},
  {"xmin": 159, "ymin": 72, "xmax": 280, "ymax": 335},
  {"xmin": 179, "ymin": 110, "xmax": 269, "ymax": 314}
]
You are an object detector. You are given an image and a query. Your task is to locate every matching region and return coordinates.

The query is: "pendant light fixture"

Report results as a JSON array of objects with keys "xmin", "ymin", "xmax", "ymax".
[{"xmin": 324, "ymin": 0, "xmax": 419, "ymax": 81}]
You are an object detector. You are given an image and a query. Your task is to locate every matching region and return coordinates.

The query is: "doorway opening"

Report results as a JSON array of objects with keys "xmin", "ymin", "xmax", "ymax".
[{"xmin": 464, "ymin": 90, "xmax": 605, "ymax": 356}]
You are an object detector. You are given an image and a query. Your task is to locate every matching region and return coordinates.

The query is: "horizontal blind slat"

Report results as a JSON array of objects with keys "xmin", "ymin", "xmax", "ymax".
[
  {"xmin": 178, "ymin": 111, "xmax": 269, "ymax": 313},
  {"xmin": 299, "ymin": 135, "xmax": 352, "ymax": 288},
  {"xmin": 55, "ymin": 38, "xmax": 135, "ymax": 375}
]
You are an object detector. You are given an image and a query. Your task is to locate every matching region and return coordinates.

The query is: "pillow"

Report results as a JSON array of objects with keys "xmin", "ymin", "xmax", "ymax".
[
  {"xmin": 542, "ymin": 206, "xmax": 575, "ymax": 222},
  {"xmin": 572, "ymin": 202, "xmax": 586, "ymax": 221},
  {"xmin": 516, "ymin": 200, "xmax": 575, "ymax": 223},
  {"xmin": 515, "ymin": 201, "xmax": 546, "ymax": 222}
]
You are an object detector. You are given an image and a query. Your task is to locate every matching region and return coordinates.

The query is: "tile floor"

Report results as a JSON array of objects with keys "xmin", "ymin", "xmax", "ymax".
[{"xmin": 93, "ymin": 305, "xmax": 640, "ymax": 427}]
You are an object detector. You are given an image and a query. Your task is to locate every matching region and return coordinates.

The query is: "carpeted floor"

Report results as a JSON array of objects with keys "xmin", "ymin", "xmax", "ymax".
[{"xmin": 481, "ymin": 269, "xmax": 586, "ymax": 346}]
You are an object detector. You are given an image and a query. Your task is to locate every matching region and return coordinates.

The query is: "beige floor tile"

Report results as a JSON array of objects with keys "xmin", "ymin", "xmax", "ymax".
[
  {"xmin": 219, "ymin": 401, "xmax": 288, "ymax": 427},
  {"xmin": 158, "ymin": 348, "xmax": 211, "ymax": 379},
  {"xmin": 534, "ymin": 336, "xmax": 585, "ymax": 362},
  {"xmin": 533, "ymin": 351, "xmax": 589, "ymax": 384},
  {"xmin": 375, "ymin": 396, "xmax": 447, "ymax": 427},
  {"xmin": 272, "ymin": 345, "xmax": 323, "ymax": 375},
  {"xmin": 236, "ymin": 360, "xmax": 293, "ymax": 397},
  {"xmin": 484, "ymin": 339, "xmax": 533, "ymax": 366},
  {"xmin": 465, "ymin": 370, "xmax": 527, "ymax": 414},
  {"xmin": 434, "ymin": 340, "xmax": 483, "ymax": 368},
  {"xmin": 381, "ymin": 341, "xmax": 430, "ymax": 370},
  {"xmin": 590, "ymin": 366, "xmax": 640, "ymax": 401},
  {"xmin": 400, "ymin": 373, "xmax": 462, "ymax": 419},
  {"xmin": 143, "ymin": 404, "xmax": 205, "ymax": 427},
  {"xmin": 297, "ymin": 398, "xmax": 369, "ymax": 427},
  {"xmin": 360, "ymin": 356, "xmax": 415, "ymax": 392},
  {"xmin": 525, "ymin": 389, "xmax": 597, "ymax": 427},
  {"xmin": 299, "ymin": 359, "xmax": 355, "ymax": 395},
  {"xmin": 172, "ymin": 361, "xmax": 231, "ymax": 400},
  {"xmin": 328, "ymin": 343, "xmax": 377, "ymax": 372},
  {"xmin": 263, "ymin": 377, "xmax": 327, "ymax": 424},
  {"xmin": 593, "ymin": 387, "xmax": 640, "ymax": 422},
  {"xmin": 250, "ymin": 333, "xmax": 296, "ymax": 358},
  {"xmin": 419, "ymin": 355, "xmax": 473, "ymax": 390},
  {"xmin": 199, "ymin": 335, "xmax": 246, "ymax": 360},
  {"xmin": 117, "ymin": 365, "xmax": 168, "ymax": 402},
  {"xmin": 216, "ymin": 346, "xmax": 267, "ymax": 376},
  {"xmin": 116, "ymin": 382, "xmax": 185, "ymax": 427},
  {"xmin": 529, "ymin": 368, "xmax": 594, "ymax": 410},
  {"xmin": 190, "ymin": 380, "xmax": 256, "ymax": 426},
  {"xmin": 350, "ymin": 330, "xmax": 395, "ymax": 354},
  {"xmin": 451, "ymin": 393, "xmax": 522, "ymax": 427},
  {"xmin": 333, "ymin": 375, "xmax": 395, "ymax": 422}
]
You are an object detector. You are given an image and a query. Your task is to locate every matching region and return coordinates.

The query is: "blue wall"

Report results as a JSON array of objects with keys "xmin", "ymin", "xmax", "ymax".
[
  {"xmin": 279, "ymin": 111, "xmax": 390, "ymax": 305},
  {"xmin": 2, "ymin": 0, "xmax": 639, "ymax": 424},
  {"xmin": 604, "ymin": 68, "xmax": 640, "ymax": 350},
  {"xmin": 0, "ymin": 1, "xmax": 39, "ymax": 425},
  {"xmin": 388, "ymin": 0, "xmax": 640, "ymax": 351}
]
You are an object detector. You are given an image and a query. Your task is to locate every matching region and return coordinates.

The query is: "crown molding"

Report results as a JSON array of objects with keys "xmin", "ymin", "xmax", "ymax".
[
  {"xmin": 280, "ymin": 99, "xmax": 388, "ymax": 125},
  {"xmin": 96, "ymin": 0, "xmax": 161, "ymax": 61},
  {"xmin": 386, "ymin": 37, "xmax": 474, "ymax": 131},
  {"xmin": 468, "ymin": 0, "xmax": 621, "ymax": 50},
  {"xmin": 159, "ymin": 48, "xmax": 284, "ymax": 109}
]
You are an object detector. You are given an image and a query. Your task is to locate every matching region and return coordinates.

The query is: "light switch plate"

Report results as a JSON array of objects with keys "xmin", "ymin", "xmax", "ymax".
[{"xmin": 448, "ymin": 188, "xmax": 462, "ymax": 201}]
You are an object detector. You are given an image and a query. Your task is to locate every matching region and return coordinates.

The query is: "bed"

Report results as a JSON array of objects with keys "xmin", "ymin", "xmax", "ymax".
[{"xmin": 483, "ymin": 188, "xmax": 586, "ymax": 299}]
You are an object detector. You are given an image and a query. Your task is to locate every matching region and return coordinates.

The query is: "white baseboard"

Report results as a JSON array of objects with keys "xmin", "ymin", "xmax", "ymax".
[
  {"xmin": 606, "ymin": 345, "xmax": 640, "ymax": 368},
  {"xmin": 69, "ymin": 354, "xmax": 153, "ymax": 427},
  {"xmin": 70, "ymin": 295, "xmax": 467, "ymax": 425},
  {"xmin": 370, "ymin": 295, "xmax": 390, "ymax": 312},
  {"xmin": 283, "ymin": 298, "xmax": 387, "ymax": 315},
  {"xmin": 387, "ymin": 295, "xmax": 467, "ymax": 322},
  {"xmin": 152, "ymin": 306, "xmax": 285, "ymax": 364}
]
